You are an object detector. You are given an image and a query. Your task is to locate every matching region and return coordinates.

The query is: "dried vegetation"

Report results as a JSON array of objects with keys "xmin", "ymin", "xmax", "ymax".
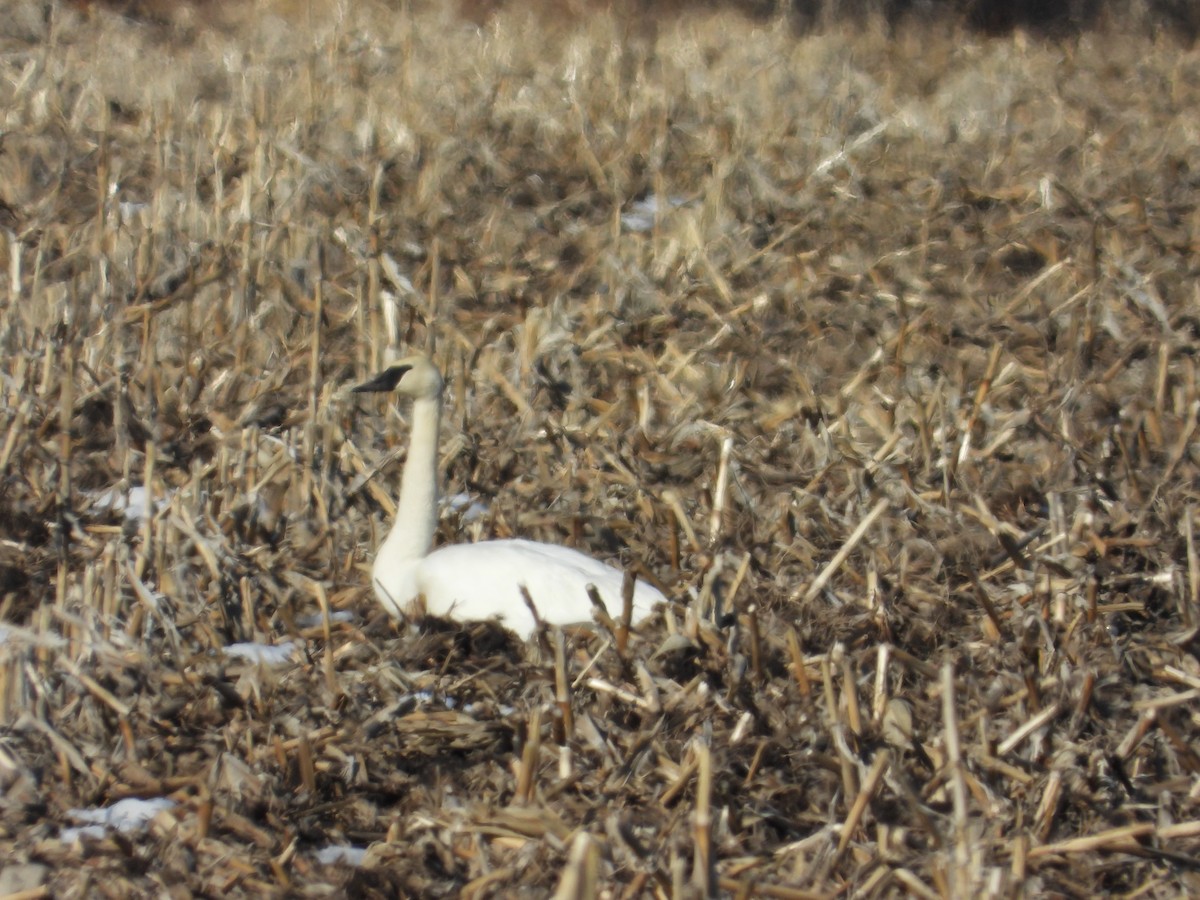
[{"xmin": 1, "ymin": 0, "xmax": 1199, "ymax": 896}]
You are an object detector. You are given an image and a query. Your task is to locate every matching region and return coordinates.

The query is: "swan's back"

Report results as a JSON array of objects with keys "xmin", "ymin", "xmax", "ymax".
[{"xmin": 412, "ymin": 539, "xmax": 663, "ymax": 637}]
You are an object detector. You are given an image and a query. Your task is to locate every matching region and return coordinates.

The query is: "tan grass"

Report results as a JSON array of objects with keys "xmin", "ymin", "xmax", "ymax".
[{"xmin": 1, "ymin": 0, "xmax": 1199, "ymax": 896}]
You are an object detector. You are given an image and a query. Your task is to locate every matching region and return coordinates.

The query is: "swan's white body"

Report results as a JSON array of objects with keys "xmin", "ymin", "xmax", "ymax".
[{"xmin": 354, "ymin": 356, "xmax": 663, "ymax": 638}]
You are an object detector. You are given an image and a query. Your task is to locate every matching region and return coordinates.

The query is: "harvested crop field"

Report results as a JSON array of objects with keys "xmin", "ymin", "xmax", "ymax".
[{"xmin": 1, "ymin": 0, "xmax": 1199, "ymax": 896}]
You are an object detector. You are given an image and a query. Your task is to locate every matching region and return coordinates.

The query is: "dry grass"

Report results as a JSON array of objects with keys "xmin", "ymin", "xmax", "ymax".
[{"xmin": 1, "ymin": 0, "xmax": 1199, "ymax": 896}]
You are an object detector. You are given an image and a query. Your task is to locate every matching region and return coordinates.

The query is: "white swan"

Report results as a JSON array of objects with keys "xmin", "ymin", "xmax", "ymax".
[{"xmin": 353, "ymin": 355, "xmax": 664, "ymax": 638}]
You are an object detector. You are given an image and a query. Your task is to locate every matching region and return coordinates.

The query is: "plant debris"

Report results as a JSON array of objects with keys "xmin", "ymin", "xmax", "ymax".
[{"xmin": 1, "ymin": 1, "xmax": 1199, "ymax": 896}]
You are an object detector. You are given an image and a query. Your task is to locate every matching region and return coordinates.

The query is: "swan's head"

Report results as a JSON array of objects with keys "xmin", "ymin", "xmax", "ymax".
[{"xmin": 352, "ymin": 354, "xmax": 443, "ymax": 401}]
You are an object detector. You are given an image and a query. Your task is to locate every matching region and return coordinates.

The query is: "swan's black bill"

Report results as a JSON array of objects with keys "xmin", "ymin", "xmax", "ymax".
[{"xmin": 352, "ymin": 364, "xmax": 412, "ymax": 393}]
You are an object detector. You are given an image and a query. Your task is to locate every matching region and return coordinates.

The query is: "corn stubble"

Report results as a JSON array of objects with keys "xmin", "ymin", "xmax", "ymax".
[{"xmin": 0, "ymin": 1, "xmax": 1198, "ymax": 896}]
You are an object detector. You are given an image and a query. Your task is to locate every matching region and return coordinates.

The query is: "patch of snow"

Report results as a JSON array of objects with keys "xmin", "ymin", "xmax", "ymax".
[
  {"xmin": 295, "ymin": 611, "xmax": 356, "ymax": 629},
  {"xmin": 463, "ymin": 702, "xmax": 515, "ymax": 717},
  {"xmin": 314, "ymin": 845, "xmax": 367, "ymax": 866},
  {"xmin": 88, "ymin": 485, "xmax": 165, "ymax": 523},
  {"xmin": 224, "ymin": 641, "xmax": 298, "ymax": 665},
  {"xmin": 117, "ymin": 201, "xmax": 150, "ymax": 226},
  {"xmin": 621, "ymin": 194, "xmax": 690, "ymax": 233},
  {"xmin": 62, "ymin": 797, "xmax": 175, "ymax": 842},
  {"xmin": 444, "ymin": 492, "xmax": 489, "ymax": 523},
  {"xmin": 60, "ymin": 824, "xmax": 107, "ymax": 842}
]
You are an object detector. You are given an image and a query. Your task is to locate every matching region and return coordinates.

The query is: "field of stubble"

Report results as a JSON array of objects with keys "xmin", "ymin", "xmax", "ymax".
[{"xmin": 0, "ymin": 1, "xmax": 1198, "ymax": 896}]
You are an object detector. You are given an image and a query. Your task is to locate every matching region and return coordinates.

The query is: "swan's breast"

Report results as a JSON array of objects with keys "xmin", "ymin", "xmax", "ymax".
[{"xmin": 370, "ymin": 554, "xmax": 423, "ymax": 619}]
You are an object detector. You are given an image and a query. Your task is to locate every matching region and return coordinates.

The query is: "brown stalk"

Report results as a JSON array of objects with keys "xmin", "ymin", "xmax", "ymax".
[
  {"xmin": 833, "ymin": 748, "xmax": 889, "ymax": 860},
  {"xmin": 786, "ymin": 627, "xmax": 813, "ymax": 699},
  {"xmin": 515, "ymin": 708, "xmax": 542, "ymax": 807},
  {"xmin": 554, "ymin": 629, "xmax": 574, "ymax": 740},
  {"xmin": 796, "ymin": 499, "xmax": 890, "ymax": 603},
  {"xmin": 941, "ymin": 663, "xmax": 972, "ymax": 896},
  {"xmin": 948, "ymin": 342, "xmax": 1003, "ymax": 486},
  {"xmin": 692, "ymin": 741, "xmax": 714, "ymax": 897}
]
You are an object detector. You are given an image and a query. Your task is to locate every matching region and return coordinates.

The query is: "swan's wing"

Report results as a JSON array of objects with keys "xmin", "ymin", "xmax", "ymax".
[
  {"xmin": 415, "ymin": 540, "xmax": 663, "ymax": 636},
  {"xmin": 499, "ymin": 539, "xmax": 666, "ymax": 617}
]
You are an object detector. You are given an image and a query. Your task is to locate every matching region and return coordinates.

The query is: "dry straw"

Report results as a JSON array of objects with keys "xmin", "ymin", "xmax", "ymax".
[{"xmin": 0, "ymin": 0, "xmax": 1198, "ymax": 896}]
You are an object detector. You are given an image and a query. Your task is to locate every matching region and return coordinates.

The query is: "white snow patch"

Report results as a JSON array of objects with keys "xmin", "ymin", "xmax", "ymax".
[
  {"xmin": 224, "ymin": 641, "xmax": 299, "ymax": 665},
  {"xmin": 444, "ymin": 492, "xmax": 489, "ymax": 523},
  {"xmin": 295, "ymin": 610, "xmax": 356, "ymax": 629},
  {"xmin": 314, "ymin": 845, "xmax": 367, "ymax": 866},
  {"xmin": 62, "ymin": 797, "xmax": 175, "ymax": 842},
  {"xmin": 88, "ymin": 485, "xmax": 165, "ymax": 523},
  {"xmin": 621, "ymin": 194, "xmax": 689, "ymax": 233}
]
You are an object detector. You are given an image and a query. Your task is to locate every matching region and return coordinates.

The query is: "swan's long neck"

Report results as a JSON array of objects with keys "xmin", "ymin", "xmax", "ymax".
[{"xmin": 382, "ymin": 393, "xmax": 441, "ymax": 560}]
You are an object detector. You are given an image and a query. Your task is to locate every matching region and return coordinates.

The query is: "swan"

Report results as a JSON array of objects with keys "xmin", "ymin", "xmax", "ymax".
[{"xmin": 352, "ymin": 355, "xmax": 665, "ymax": 638}]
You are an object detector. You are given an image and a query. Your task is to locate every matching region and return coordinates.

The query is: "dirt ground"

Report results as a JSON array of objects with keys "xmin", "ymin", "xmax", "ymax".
[{"xmin": 0, "ymin": 0, "xmax": 1198, "ymax": 896}]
